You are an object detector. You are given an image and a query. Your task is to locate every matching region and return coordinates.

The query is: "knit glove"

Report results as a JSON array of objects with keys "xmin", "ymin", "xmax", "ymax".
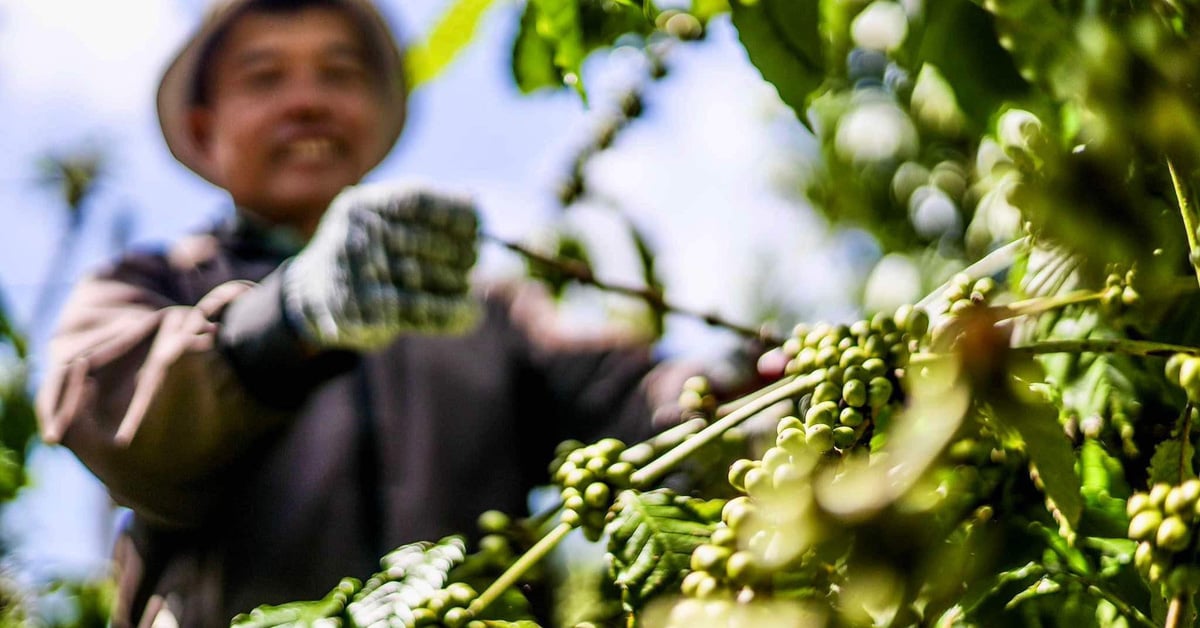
[{"xmin": 282, "ymin": 182, "xmax": 481, "ymax": 352}]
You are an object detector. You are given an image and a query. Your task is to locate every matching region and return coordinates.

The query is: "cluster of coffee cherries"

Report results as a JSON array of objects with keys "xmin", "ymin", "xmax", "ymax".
[
  {"xmin": 346, "ymin": 537, "xmax": 482, "ymax": 628},
  {"xmin": 942, "ymin": 273, "xmax": 996, "ymax": 318},
  {"xmin": 1128, "ymin": 482, "xmax": 1200, "ymax": 596},
  {"xmin": 678, "ymin": 375, "xmax": 718, "ymax": 416},
  {"xmin": 681, "ymin": 433, "xmax": 828, "ymax": 598},
  {"xmin": 930, "ymin": 433, "xmax": 1011, "ymax": 522},
  {"xmin": 1165, "ymin": 353, "xmax": 1200, "ymax": 404},
  {"xmin": 1100, "ymin": 269, "xmax": 1140, "ymax": 318},
  {"xmin": 552, "ymin": 438, "xmax": 635, "ymax": 541},
  {"xmin": 681, "ymin": 520, "xmax": 758, "ymax": 598},
  {"xmin": 779, "ymin": 306, "xmax": 926, "ymax": 456},
  {"xmin": 681, "ymin": 478, "xmax": 822, "ymax": 600},
  {"xmin": 474, "ymin": 510, "xmax": 516, "ymax": 571}
]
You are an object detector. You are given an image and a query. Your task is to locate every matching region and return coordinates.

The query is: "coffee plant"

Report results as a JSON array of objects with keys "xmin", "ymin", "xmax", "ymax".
[{"xmin": 234, "ymin": 0, "xmax": 1200, "ymax": 625}]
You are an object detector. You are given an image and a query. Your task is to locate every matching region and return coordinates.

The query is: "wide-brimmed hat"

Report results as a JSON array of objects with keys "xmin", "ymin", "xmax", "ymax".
[{"xmin": 156, "ymin": 0, "xmax": 408, "ymax": 185}]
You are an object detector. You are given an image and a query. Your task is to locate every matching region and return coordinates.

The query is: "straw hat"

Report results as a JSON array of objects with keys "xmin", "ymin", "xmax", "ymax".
[{"xmin": 156, "ymin": 0, "xmax": 408, "ymax": 184}]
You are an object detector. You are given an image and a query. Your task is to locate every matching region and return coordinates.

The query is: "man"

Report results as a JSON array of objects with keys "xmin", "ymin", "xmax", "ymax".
[{"xmin": 36, "ymin": 1, "xmax": 675, "ymax": 625}]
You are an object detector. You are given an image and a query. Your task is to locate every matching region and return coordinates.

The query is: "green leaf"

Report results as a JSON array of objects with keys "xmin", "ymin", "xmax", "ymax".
[
  {"xmin": 729, "ymin": 0, "xmax": 823, "ymax": 131},
  {"xmin": 0, "ymin": 369, "xmax": 36, "ymax": 468},
  {"xmin": 1148, "ymin": 408, "xmax": 1196, "ymax": 485},
  {"xmin": 915, "ymin": 0, "xmax": 1029, "ymax": 127},
  {"xmin": 512, "ymin": 1, "xmax": 565, "ymax": 92},
  {"xmin": 406, "ymin": 0, "xmax": 502, "ymax": 89},
  {"xmin": 231, "ymin": 577, "xmax": 359, "ymax": 627},
  {"xmin": 958, "ymin": 561, "xmax": 1045, "ymax": 621},
  {"xmin": 0, "ymin": 288, "xmax": 26, "ymax": 359},
  {"xmin": 530, "ymin": 0, "xmax": 587, "ymax": 97},
  {"xmin": 996, "ymin": 388, "xmax": 1083, "ymax": 529},
  {"xmin": 604, "ymin": 489, "xmax": 722, "ymax": 610},
  {"xmin": 1078, "ymin": 490, "xmax": 1130, "ymax": 539},
  {"xmin": 1005, "ymin": 577, "xmax": 1059, "ymax": 610},
  {"xmin": 1079, "ymin": 439, "xmax": 1113, "ymax": 494}
]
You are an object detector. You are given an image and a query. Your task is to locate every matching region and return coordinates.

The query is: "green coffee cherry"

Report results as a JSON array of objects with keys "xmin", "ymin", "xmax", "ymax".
[
  {"xmin": 832, "ymin": 426, "xmax": 857, "ymax": 449},
  {"xmin": 1126, "ymin": 493, "xmax": 1151, "ymax": 518},
  {"xmin": 1165, "ymin": 485, "xmax": 1198, "ymax": 518},
  {"xmin": 477, "ymin": 510, "xmax": 510, "ymax": 534},
  {"xmin": 868, "ymin": 377, "xmax": 894, "ymax": 409},
  {"xmin": 862, "ymin": 358, "xmax": 887, "ymax": 378},
  {"xmin": 725, "ymin": 551, "xmax": 759, "ymax": 586},
  {"xmin": 710, "ymin": 526, "xmax": 736, "ymax": 548},
  {"xmin": 744, "ymin": 467, "xmax": 772, "ymax": 497},
  {"xmin": 691, "ymin": 544, "xmax": 732, "ymax": 575},
  {"xmin": 1150, "ymin": 483, "xmax": 1171, "ymax": 508},
  {"xmin": 1129, "ymin": 510, "xmax": 1163, "ymax": 541},
  {"xmin": 839, "ymin": 407, "xmax": 865, "ymax": 428},
  {"xmin": 806, "ymin": 403, "xmax": 838, "ymax": 428},
  {"xmin": 681, "ymin": 571, "xmax": 707, "ymax": 597},
  {"xmin": 606, "ymin": 461, "xmax": 635, "ymax": 487},
  {"xmin": 773, "ymin": 463, "xmax": 804, "ymax": 491},
  {"xmin": 727, "ymin": 459, "xmax": 758, "ymax": 492},
  {"xmin": 806, "ymin": 424, "xmax": 835, "ymax": 454},
  {"xmin": 776, "ymin": 416, "xmax": 803, "ymax": 435},
  {"xmin": 1157, "ymin": 516, "xmax": 1191, "ymax": 552},
  {"xmin": 1180, "ymin": 357, "xmax": 1200, "ymax": 402},
  {"xmin": 842, "ymin": 380, "xmax": 867, "ymax": 407},
  {"xmin": 777, "ymin": 428, "xmax": 807, "ymax": 454},
  {"xmin": 813, "ymin": 382, "xmax": 841, "ymax": 405},
  {"xmin": 761, "ymin": 446, "xmax": 790, "ymax": 472},
  {"xmin": 1134, "ymin": 541, "xmax": 1155, "ymax": 574},
  {"xmin": 584, "ymin": 482, "xmax": 611, "ymax": 509},
  {"xmin": 722, "ymin": 497, "xmax": 755, "ymax": 529},
  {"xmin": 1167, "ymin": 353, "xmax": 1187, "ymax": 388}
]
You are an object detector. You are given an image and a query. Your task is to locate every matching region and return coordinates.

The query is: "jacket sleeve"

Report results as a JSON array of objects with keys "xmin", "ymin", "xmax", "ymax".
[{"xmin": 35, "ymin": 254, "xmax": 336, "ymax": 529}]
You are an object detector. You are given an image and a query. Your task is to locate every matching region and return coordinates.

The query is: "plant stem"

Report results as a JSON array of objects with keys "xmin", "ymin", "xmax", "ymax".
[
  {"xmin": 1011, "ymin": 338, "xmax": 1200, "ymax": 359},
  {"xmin": 989, "ymin": 290, "xmax": 1102, "ymax": 321},
  {"xmin": 1168, "ymin": 157, "xmax": 1200, "ymax": 289},
  {"xmin": 1079, "ymin": 580, "xmax": 1157, "ymax": 628},
  {"xmin": 1181, "ymin": 404, "xmax": 1195, "ymax": 482},
  {"xmin": 916, "ymin": 237, "xmax": 1029, "ymax": 311},
  {"xmin": 714, "ymin": 374, "xmax": 802, "ymax": 418},
  {"xmin": 630, "ymin": 371, "xmax": 823, "ymax": 487},
  {"xmin": 1038, "ymin": 534, "xmax": 1157, "ymax": 628},
  {"xmin": 482, "ymin": 233, "xmax": 782, "ymax": 345},
  {"xmin": 469, "ymin": 521, "xmax": 574, "ymax": 617}
]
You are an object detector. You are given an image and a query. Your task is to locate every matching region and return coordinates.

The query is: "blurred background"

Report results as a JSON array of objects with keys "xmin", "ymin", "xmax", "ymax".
[{"xmin": 0, "ymin": 0, "xmax": 881, "ymax": 615}]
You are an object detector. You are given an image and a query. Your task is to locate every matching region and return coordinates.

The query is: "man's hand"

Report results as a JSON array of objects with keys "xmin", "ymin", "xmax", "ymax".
[{"xmin": 282, "ymin": 182, "xmax": 481, "ymax": 351}]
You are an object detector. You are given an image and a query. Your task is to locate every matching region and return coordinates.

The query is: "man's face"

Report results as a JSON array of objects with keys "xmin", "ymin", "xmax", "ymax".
[{"xmin": 191, "ymin": 7, "xmax": 389, "ymax": 235}]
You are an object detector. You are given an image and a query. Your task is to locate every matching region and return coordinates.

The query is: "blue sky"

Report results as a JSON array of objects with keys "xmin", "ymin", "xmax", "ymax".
[{"xmin": 0, "ymin": 0, "xmax": 876, "ymax": 579}]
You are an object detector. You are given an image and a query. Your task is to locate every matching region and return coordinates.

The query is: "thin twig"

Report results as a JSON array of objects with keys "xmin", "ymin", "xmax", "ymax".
[
  {"xmin": 483, "ymin": 233, "xmax": 782, "ymax": 345},
  {"xmin": 1180, "ymin": 404, "xmax": 1194, "ymax": 483},
  {"xmin": 469, "ymin": 521, "xmax": 574, "ymax": 617},
  {"xmin": 1080, "ymin": 580, "xmax": 1158, "ymax": 628},
  {"xmin": 989, "ymin": 290, "xmax": 1102, "ymax": 321},
  {"xmin": 1168, "ymin": 157, "xmax": 1200, "ymax": 289},
  {"xmin": 630, "ymin": 372, "xmax": 823, "ymax": 488},
  {"xmin": 1035, "ymin": 527, "xmax": 1158, "ymax": 628}
]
